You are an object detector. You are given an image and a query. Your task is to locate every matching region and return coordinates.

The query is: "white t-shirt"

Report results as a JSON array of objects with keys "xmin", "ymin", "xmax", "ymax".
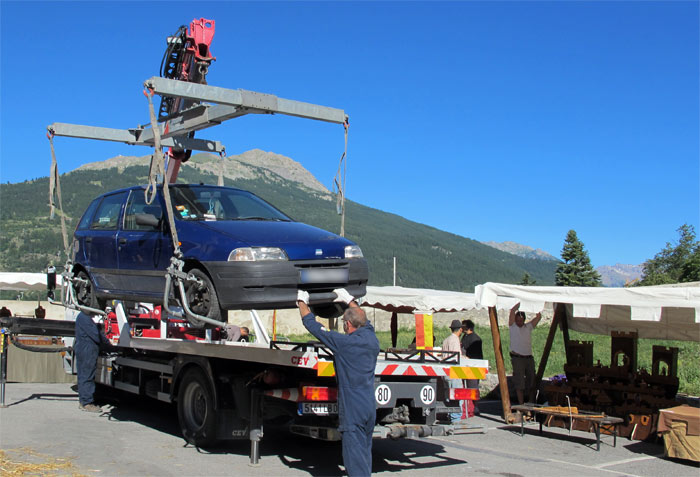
[{"xmin": 509, "ymin": 323, "xmax": 533, "ymax": 356}]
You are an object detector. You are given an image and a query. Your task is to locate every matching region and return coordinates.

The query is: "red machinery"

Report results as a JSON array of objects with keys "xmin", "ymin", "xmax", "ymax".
[{"xmin": 158, "ymin": 18, "xmax": 217, "ymax": 182}]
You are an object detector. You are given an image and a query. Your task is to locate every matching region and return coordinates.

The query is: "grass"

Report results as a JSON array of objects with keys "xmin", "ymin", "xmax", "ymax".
[{"xmin": 287, "ymin": 323, "xmax": 700, "ymax": 396}]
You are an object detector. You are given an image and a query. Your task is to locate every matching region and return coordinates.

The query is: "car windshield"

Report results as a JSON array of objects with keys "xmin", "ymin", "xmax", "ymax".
[{"xmin": 169, "ymin": 185, "xmax": 291, "ymax": 222}]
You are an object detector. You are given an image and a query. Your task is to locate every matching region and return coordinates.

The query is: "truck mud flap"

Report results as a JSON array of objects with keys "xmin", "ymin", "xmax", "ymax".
[{"xmin": 216, "ymin": 409, "xmax": 250, "ymax": 440}]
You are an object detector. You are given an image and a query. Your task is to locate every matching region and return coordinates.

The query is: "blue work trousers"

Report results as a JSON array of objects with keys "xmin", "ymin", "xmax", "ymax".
[
  {"xmin": 341, "ymin": 422, "xmax": 373, "ymax": 476},
  {"xmin": 75, "ymin": 342, "xmax": 98, "ymax": 405}
]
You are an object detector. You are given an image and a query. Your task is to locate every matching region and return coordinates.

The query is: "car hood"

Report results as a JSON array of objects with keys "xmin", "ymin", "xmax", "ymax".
[{"xmin": 181, "ymin": 220, "xmax": 354, "ymax": 260}]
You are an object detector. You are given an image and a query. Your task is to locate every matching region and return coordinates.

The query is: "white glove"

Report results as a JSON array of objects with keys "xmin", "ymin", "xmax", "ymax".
[
  {"xmin": 333, "ymin": 288, "xmax": 354, "ymax": 305},
  {"xmin": 297, "ymin": 290, "xmax": 309, "ymax": 304}
]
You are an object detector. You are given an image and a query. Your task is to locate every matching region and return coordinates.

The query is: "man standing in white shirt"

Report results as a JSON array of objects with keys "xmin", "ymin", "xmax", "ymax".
[
  {"xmin": 508, "ymin": 304, "xmax": 542, "ymax": 405},
  {"xmin": 442, "ymin": 319, "xmax": 465, "ymax": 422}
]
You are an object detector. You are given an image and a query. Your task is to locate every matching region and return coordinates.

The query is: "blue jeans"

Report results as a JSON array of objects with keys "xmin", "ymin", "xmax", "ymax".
[{"xmin": 448, "ymin": 378, "xmax": 464, "ymax": 422}]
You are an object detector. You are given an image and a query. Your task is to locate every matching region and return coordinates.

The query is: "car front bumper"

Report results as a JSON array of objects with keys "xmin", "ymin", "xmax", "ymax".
[{"xmin": 203, "ymin": 258, "xmax": 369, "ymax": 310}]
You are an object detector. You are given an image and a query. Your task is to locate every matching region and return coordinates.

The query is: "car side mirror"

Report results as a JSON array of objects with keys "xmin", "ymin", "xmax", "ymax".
[{"xmin": 135, "ymin": 213, "xmax": 160, "ymax": 228}]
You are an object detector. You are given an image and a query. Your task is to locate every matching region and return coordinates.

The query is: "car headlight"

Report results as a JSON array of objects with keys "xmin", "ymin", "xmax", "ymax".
[
  {"xmin": 228, "ymin": 247, "xmax": 288, "ymax": 261},
  {"xmin": 344, "ymin": 245, "xmax": 364, "ymax": 259}
]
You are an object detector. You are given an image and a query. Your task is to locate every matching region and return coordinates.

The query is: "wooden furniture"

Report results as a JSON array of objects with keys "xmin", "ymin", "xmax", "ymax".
[{"xmin": 512, "ymin": 404, "xmax": 624, "ymax": 451}]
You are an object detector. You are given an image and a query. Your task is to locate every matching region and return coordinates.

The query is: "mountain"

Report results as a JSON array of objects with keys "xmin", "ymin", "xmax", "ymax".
[
  {"xmin": 596, "ymin": 263, "xmax": 644, "ymax": 287},
  {"xmin": 482, "ymin": 241, "xmax": 559, "ymax": 262},
  {"xmin": 0, "ymin": 151, "xmax": 558, "ymax": 291}
]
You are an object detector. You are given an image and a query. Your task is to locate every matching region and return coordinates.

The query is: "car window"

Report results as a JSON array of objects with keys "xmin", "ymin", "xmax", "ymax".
[
  {"xmin": 124, "ymin": 190, "xmax": 163, "ymax": 231},
  {"xmin": 77, "ymin": 198, "xmax": 101, "ymax": 231},
  {"xmin": 170, "ymin": 186, "xmax": 290, "ymax": 222},
  {"xmin": 89, "ymin": 192, "xmax": 127, "ymax": 230}
]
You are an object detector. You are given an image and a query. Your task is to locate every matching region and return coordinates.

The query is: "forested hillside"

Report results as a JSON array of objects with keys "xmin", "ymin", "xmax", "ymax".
[{"xmin": 0, "ymin": 153, "xmax": 557, "ymax": 291}]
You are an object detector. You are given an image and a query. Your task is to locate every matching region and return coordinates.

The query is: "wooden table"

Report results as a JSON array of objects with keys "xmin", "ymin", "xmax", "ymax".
[{"xmin": 511, "ymin": 404, "xmax": 624, "ymax": 451}]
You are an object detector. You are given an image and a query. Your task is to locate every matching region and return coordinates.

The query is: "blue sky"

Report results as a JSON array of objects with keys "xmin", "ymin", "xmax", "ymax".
[{"xmin": 1, "ymin": 1, "xmax": 698, "ymax": 268}]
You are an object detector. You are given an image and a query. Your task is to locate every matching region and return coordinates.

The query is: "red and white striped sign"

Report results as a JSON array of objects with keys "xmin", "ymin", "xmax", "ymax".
[
  {"xmin": 375, "ymin": 363, "xmax": 451, "ymax": 376},
  {"xmin": 263, "ymin": 387, "xmax": 301, "ymax": 402}
]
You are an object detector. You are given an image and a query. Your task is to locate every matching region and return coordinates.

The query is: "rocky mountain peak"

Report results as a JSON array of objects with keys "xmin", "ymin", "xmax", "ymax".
[
  {"xmin": 75, "ymin": 149, "xmax": 332, "ymax": 196},
  {"xmin": 482, "ymin": 240, "xmax": 559, "ymax": 261}
]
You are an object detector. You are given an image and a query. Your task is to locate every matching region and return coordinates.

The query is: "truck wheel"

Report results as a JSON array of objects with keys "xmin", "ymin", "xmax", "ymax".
[
  {"xmin": 177, "ymin": 369, "xmax": 217, "ymax": 447},
  {"xmin": 183, "ymin": 268, "xmax": 222, "ymax": 323}
]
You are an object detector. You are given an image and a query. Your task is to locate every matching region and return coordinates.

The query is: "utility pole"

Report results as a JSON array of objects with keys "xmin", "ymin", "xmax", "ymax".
[{"xmin": 393, "ymin": 256, "xmax": 396, "ymax": 286}]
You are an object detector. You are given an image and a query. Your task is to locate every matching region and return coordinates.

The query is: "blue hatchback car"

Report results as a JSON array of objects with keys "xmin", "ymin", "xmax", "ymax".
[{"xmin": 71, "ymin": 184, "xmax": 368, "ymax": 320}]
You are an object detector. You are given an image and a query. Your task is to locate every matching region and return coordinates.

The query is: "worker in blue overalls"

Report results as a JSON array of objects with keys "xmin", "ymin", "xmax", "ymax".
[
  {"xmin": 74, "ymin": 311, "xmax": 114, "ymax": 412},
  {"xmin": 297, "ymin": 288, "xmax": 380, "ymax": 477}
]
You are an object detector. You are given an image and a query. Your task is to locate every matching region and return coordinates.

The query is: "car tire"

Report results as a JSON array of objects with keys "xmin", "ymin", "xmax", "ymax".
[
  {"xmin": 310, "ymin": 303, "xmax": 344, "ymax": 319},
  {"xmin": 74, "ymin": 270, "xmax": 99, "ymax": 309},
  {"xmin": 177, "ymin": 368, "xmax": 218, "ymax": 448},
  {"xmin": 183, "ymin": 268, "xmax": 222, "ymax": 324}
]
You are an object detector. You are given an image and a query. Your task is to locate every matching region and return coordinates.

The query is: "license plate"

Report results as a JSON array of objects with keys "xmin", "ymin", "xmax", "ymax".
[
  {"xmin": 298, "ymin": 402, "xmax": 339, "ymax": 416},
  {"xmin": 299, "ymin": 268, "xmax": 348, "ymax": 284}
]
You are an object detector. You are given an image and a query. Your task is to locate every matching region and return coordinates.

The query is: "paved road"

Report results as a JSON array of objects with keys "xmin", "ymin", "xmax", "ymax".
[{"xmin": 1, "ymin": 383, "xmax": 698, "ymax": 476}]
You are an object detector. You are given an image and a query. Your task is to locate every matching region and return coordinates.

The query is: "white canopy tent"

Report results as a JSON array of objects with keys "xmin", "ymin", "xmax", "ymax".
[
  {"xmin": 363, "ymin": 285, "xmax": 476, "ymax": 314},
  {"xmin": 361, "ymin": 286, "xmax": 477, "ymax": 349},
  {"xmin": 473, "ymin": 281, "xmax": 700, "ymax": 422},
  {"xmin": 475, "ymin": 282, "xmax": 700, "ymax": 342}
]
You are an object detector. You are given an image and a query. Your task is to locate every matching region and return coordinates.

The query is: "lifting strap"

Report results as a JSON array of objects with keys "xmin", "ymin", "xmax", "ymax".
[
  {"xmin": 47, "ymin": 132, "xmax": 71, "ymax": 258},
  {"xmin": 143, "ymin": 87, "xmax": 182, "ymax": 256},
  {"xmin": 333, "ymin": 118, "xmax": 349, "ymax": 237}
]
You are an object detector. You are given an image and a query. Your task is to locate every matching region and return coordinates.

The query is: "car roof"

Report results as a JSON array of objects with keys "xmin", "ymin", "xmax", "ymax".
[{"xmin": 95, "ymin": 184, "xmax": 248, "ymax": 198}]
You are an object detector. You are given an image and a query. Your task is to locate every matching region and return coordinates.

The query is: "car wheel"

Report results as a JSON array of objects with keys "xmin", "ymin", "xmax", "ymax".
[
  {"xmin": 310, "ymin": 303, "xmax": 344, "ymax": 319},
  {"xmin": 177, "ymin": 368, "xmax": 218, "ymax": 448},
  {"xmin": 183, "ymin": 268, "xmax": 222, "ymax": 323},
  {"xmin": 74, "ymin": 270, "xmax": 98, "ymax": 309}
]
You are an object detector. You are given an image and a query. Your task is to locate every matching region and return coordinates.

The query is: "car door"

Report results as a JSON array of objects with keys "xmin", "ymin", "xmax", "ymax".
[
  {"xmin": 117, "ymin": 189, "xmax": 172, "ymax": 296},
  {"xmin": 85, "ymin": 191, "xmax": 127, "ymax": 292}
]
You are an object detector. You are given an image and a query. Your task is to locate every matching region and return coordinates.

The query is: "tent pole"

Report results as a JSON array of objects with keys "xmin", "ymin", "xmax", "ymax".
[
  {"xmin": 488, "ymin": 306, "xmax": 513, "ymax": 423},
  {"xmin": 535, "ymin": 303, "xmax": 565, "ymax": 389},
  {"xmin": 559, "ymin": 303, "xmax": 571, "ymax": 363},
  {"xmin": 390, "ymin": 312, "xmax": 398, "ymax": 348}
]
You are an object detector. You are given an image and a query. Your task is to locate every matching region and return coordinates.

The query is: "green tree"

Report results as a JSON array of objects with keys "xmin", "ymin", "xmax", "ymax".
[
  {"xmin": 640, "ymin": 224, "xmax": 699, "ymax": 285},
  {"xmin": 555, "ymin": 230, "xmax": 602, "ymax": 286},
  {"xmin": 519, "ymin": 272, "xmax": 536, "ymax": 285}
]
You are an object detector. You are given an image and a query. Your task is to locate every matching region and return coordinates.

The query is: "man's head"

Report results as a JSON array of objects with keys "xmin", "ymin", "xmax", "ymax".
[
  {"xmin": 450, "ymin": 319, "xmax": 462, "ymax": 335},
  {"xmin": 240, "ymin": 327, "xmax": 250, "ymax": 338},
  {"xmin": 462, "ymin": 319, "xmax": 474, "ymax": 334},
  {"xmin": 342, "ymin": 306, "xmax": 367, "ymax": 334},
  {"xmin": 515, "ymin": 311, "xmax": 526, "ymax": 327}
]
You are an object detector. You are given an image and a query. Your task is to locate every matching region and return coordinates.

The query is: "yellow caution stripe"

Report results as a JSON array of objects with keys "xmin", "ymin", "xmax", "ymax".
[{"xmin": 449, "ymin": 366, "xmax": 488, "ymax": 380}]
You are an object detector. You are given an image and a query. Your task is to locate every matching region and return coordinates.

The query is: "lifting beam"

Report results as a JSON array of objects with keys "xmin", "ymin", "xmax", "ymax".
[{"xmin": 47, "ymin": 77, "xmax": 348, "ymax": 152}]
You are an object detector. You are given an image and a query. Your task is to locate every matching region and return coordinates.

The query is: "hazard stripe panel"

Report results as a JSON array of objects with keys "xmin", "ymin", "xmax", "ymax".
[
  {"xmin": 316, "ymin": 361, "xmax": 335, "ymax": 376},
  {"xmin": 314, "ymin": 361, "xmax": 489, "ymax": 379},
  {"xmin": 449, "ymin": 367, "xmax": 488, "ymax": 380},
  {"xmin": 373, "ymin": 364, "xmax": 488, "ymax": 379}
]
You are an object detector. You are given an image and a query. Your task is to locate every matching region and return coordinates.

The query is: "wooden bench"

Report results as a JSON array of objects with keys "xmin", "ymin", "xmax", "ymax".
[{"xmin": 511, "ymin": 404, "xmax": 624, "ymax": 451}]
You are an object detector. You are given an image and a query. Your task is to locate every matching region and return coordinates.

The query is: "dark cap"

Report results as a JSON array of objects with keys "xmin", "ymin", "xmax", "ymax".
[{"xmin": 450, "ymin": 319, "xmax": 462, "ymax": 330}]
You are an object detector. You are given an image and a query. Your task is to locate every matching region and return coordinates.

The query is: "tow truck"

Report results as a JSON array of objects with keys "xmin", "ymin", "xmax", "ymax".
[{"xmin": 0, "ymin": 18, "xmax": 488, "ymax": 466}]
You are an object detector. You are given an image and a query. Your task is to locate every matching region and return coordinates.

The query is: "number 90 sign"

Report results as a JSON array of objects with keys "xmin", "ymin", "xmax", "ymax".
[{"xmin": 420, "ymin": 385, "xmax": 435, "ymax": 404}]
